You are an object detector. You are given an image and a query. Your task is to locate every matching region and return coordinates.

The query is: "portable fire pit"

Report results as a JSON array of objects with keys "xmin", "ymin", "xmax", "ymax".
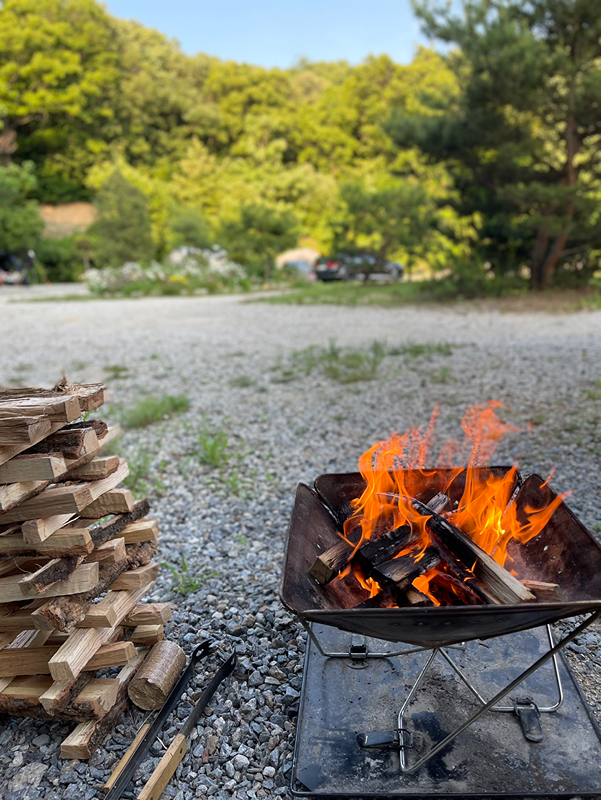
[{"xmin": 280, "ymin": 468, "xmax": 601, "ymax": 797}]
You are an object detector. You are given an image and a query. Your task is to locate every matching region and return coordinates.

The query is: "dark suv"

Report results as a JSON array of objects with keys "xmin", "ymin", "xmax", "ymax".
[{"xmin": 315, "ymin": 252, "xmax": 403, "ymax": 282}]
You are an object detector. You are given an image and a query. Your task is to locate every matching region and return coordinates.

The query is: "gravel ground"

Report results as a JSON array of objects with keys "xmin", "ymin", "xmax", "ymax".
[{"xmin": 0, "ymin": 291, "xmax": 600, "ymax": 799}]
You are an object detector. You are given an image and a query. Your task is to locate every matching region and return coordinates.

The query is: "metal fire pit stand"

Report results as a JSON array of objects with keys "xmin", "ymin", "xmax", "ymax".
[{"xmin": 292, "ymin": 612, "xmax": 601, "ymax": 797}]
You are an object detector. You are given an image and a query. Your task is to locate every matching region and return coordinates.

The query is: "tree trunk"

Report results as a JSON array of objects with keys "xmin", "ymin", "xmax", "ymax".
[
  {"xmin": 538, "ymin": 114, "xmax": 579, "ymax": 289},
  {"xmin": 530, "ymin": 224, "xmax": 551, "ymax": 291},
  {"xmin": 0, "ymin": 128, "xmax": 17, "ymax": 164}
]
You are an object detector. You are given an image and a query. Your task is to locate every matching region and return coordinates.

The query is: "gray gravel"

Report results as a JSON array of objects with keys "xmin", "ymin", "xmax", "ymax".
[{"xmin": 0, "ymin": 291, "xmax": 600, "ymax": 799}]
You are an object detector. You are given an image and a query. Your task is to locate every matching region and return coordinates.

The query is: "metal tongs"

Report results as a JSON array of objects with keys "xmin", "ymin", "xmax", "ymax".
[{"xmin": 104, "ymin": 640, "xmax": 236, "ymax": 800}]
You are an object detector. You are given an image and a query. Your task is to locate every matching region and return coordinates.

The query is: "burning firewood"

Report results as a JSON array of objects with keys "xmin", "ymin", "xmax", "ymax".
[
  {"xmin": 372, "ymin": 548, "xmax": 441, "ymax": 593},
  {"xmin": 410, "ymin": 497, "xmax": 536, "ymax": 604},
  {"xmin": 309, "ymin": 537, "xmax": 356, "ymax": 585}
]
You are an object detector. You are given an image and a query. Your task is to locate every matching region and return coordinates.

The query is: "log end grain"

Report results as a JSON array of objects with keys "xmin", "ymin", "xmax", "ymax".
[{"xmin": 127, "ymin": 640, "xmax": 186, "ymax": 710}]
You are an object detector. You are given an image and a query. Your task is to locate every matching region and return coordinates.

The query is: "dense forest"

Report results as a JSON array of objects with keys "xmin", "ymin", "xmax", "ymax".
[{"xmin": 1, "ymin": 0, "xmax": 601, "ymax": 291}]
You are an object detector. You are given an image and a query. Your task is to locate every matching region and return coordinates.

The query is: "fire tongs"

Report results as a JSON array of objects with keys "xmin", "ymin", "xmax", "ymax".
[{"xmin": 104, "ymin": 640, "xmax": 237, "ymax": 800}]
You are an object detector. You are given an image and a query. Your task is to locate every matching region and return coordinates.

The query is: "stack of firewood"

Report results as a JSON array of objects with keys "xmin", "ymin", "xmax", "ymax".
[{"xmin": 0, "ymin": 382, "xmax": 172, "ymax": 758}]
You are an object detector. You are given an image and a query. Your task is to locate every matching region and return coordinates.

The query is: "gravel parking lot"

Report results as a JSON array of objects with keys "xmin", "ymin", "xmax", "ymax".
[{"xmin": 1, "ymin": 292, "xmax": 600, "ymax": 800}]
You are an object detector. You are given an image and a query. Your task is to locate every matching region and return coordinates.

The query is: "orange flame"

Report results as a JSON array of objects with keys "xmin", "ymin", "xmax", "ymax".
[{"xmin": 341, "ymin": 402, "xmax": 566, "ymax": 605}]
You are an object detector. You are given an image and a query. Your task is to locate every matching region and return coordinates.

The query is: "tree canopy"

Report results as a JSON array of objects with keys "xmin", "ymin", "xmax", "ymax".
[
  {"xmin": 390, "ymin": 0, "xmax": 601, "ymax": 289},
  {"xmin": 1, "ymin": 0, "xmax": 600, "ymax": 288}
]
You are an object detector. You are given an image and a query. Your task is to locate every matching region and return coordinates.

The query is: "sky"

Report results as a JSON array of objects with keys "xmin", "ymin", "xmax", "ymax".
[{"xmin": 104, "ymin": 0, "xmax": 431, "ymax": 68}]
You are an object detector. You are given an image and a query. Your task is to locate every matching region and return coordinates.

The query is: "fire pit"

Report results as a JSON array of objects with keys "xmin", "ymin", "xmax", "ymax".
[
  {"xmin": 280, "ymin": 406, "xmax": 601, "ymax": 795},
  {"xmin": 280, "ymin": 469, "xmax": 601, "ymax": 648}
]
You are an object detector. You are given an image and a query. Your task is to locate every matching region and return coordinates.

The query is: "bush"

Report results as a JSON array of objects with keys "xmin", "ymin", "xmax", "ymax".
[
  {"xmin": 83, "ymin": 248, "xmax": 249, "ymax": 296},
  {"xmin": 37, "ymin": 237, "xmax": 83, "ymax": 282},
  {"xmin": 89, "ymin": 170, "xmax": 154, "ymax": 267}
]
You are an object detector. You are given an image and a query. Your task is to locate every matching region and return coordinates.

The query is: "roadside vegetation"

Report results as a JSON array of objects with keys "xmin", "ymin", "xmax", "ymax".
[{"xmin": 1, "ymin": 0, "xmax": 600, "ymax": 300}]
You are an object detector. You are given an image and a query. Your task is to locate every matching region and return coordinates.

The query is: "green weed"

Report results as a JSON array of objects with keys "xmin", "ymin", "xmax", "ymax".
[
  {"xmin": 388, "ymin": 342, "xmax": 454, "ymax": 358},
  {"xmin": 121, "ymin": 394, "xmax": 190, "ymax": 429},
  {"xmin": 104, "ymin": 364, "xmax": 130, "ymax": 380},
  {"xmin": 161, "ymin": 555, "xmax": 214, "ymax": 594},
  {"xmin": 230, "ymin": 375, "xmax": 255, "ymax": 388},
  {"xmin": 585, "ymin": 381, "xmax": 601, "ymax": 400},
  {"xmin": 323, "ymin": 340, "xmax": 386, "ymax": 383},
  {"xmin": 123, "ymin": 447, "xmax": 151, "ymax": 497},
  {"xmin": 196, "ymin": 425, "xmax": 230, "ymax": 468},
  {"xmin": 430, "ymin": 367, "xmax": 454, "ymax": 383}
]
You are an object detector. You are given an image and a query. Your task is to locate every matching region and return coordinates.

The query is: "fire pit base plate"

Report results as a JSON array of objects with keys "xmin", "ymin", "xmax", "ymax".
[{"xmin": 292, "ymin": 623, "xmax": 601, "ymax": 797}]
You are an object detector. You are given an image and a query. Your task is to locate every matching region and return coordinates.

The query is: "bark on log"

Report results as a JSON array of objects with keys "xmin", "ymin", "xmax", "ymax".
[
  {"xmin": 373, "ymin": 548, "xmax": 441, "ymax": 592},
  {"xmin": 128, "ymin": 640, "xmax": 186, "ymax": 710},
  {"xmin": 33, "ymin": 541, "xmax": 157, "ymax": 632},
  {"xmin": 353, "ymin": 525, "xmax": 413, "ymax": 577}
]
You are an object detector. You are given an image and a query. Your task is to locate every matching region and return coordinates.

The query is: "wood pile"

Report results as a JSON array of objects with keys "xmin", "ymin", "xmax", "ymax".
[{"xmin": 0, "ymin": 382, "xmax": 173, "ymax": 759}]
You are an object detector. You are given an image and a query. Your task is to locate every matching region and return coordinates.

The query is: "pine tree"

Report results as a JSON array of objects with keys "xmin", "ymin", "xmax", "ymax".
[{"xmin": 390, "ymin": 0, "xmax": 601, "ymax": 289}]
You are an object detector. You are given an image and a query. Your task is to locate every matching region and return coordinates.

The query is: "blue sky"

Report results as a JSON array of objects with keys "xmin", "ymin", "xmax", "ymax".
[{"xmin": 104, "ymin": 0, "xmax": 431, "ymax": 67}]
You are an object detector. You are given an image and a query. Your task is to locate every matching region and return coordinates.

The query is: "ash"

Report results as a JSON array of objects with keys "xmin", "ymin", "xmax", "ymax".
[{"xmin": 0, "ymin": 291, "xmax": 600, "ymax": 800}]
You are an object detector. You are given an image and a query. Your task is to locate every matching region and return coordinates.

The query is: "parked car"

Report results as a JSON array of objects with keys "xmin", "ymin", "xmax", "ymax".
[
  {"xmin": 0, "ymin": 250, "xmax": 35, "ymax": 285},
  {"xmin": 315, "ymin": 252, "xmax": 404, "ymax": 282}
]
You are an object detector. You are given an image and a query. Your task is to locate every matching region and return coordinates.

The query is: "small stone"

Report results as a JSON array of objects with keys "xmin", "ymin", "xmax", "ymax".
[
  {"xmin": 248, "ymin": 671, "xmax": 263, "ymax": 687},
  {"xmin": 206, "ymin": 735, "xmax": 219, "ymax": 755},
  {"xmin": 8, "ymin": 762, "xmax": 49, "ymax": 792},
  {"xmin": 32, "ymin": 734, "xmax": 50, "ymax": 748},
  {"xmin": 225, "ymin": 761, "xmax": 235, "ymax": 778},
  {"xmin": 262, "ymin": 766, "xmax": 276, "ymax": 778},
  {"xmin": 233, "ymin": 754, "xmax": 250, "ymax": 771}
]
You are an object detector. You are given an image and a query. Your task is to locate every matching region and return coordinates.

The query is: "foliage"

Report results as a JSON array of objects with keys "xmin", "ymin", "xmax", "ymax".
[
  {"xmin": 121, "ymin": 394, "xmax": 190, "ymax": 429},
  {"xmin": 36, "ymin": 236, "xmax": 82, "ymax": 282},
  {"xmin": 4, "ymin": 0, "xmax": 601, "ymax": 291},
  {"xmin": 0, "ymin": 0, "xmax": 121, "ymax": 200},
  {"xmin": 89, "ymin": 169, "xmax": 154, "ymax": 266},
  {"xmin": 392, "ymin": 0, "xmax": 601, "ymax": 289},
  {"xmin": 161, "ymin": 554, "xmax": 211, "ymax": 594},
  {"xmin": 195, "ymin": 424, "xmax": 230, "ymax": 469},
  {"xmin": 333, "ymin": 179, "xmax": 434, "ymax": 272},
  {"xmin": 272, "ymin": 339, "xmax": 388, "ymax": 384},
  {"xmin": 0, "ymin": 162, "xmax": 44, "ymax": 252},
  {"xmin": 168, "ymin": 206, "xmax": 212, "ymax": 250},
  {"xmin": 83, "ymin": 248, "xmax": 247, "ymax": 295},
  {"xmin": 219, "ymin": 202, "xmax": 299, "ymax": 280}
]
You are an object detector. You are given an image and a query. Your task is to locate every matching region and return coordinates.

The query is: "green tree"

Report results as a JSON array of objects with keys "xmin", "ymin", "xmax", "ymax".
[
  {"xmin": 89, "ymin": 169, "xmax": 154, "ymax": 266},
  {"xmin": 219, "ymin": 203, "xmax": 298, "ymax": 281},
  {"xmin": 0, "ymin": 0, "xmax": 121, "ymax": 198},
  {"xmin": 334, "ymin": 180, "xmax": 434, "ymax": 274},
  {"xmin": 0, "ymin": 162, "xmax": 44, "ymax": 252},
  {"xmin": 167, "ymin": 206, "xmax": 212, "ymax": 250},
  {"xmin": 390, "ymin": 0, "xmax": 601, "ymax": 289}
]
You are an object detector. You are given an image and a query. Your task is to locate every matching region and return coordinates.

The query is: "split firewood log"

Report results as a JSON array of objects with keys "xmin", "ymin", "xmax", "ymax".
[{"xmin": 411, "ymin": 497, "xmax": 536, "ymax": 604}]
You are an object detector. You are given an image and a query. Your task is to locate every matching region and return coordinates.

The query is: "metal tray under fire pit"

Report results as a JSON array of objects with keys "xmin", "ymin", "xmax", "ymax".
[{"xmin": 280, "ymin": 468, "xmax": 601, "ymax": 648}]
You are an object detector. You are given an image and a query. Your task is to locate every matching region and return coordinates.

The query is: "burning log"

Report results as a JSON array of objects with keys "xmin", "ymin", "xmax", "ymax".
[
  {"xmin": 310, "ymin": 524, "xmax": 413, "ymax": 586},
  {"xmin": 353, "ymin": 525, "xmax": 413, "ymax": 577},
  {"xmin": 373, "ymin": 548, "xmax": 441, "ymax": 592},
  {"xmin": 423, "ymin": 569, "xmax": 486, "ymax": 606},
  {"xmin": 427, "ymin": 492, "xmax": 451, "ymax": 515},
  {"xmin": 310, "ymin": 533, "xmax": 359, "ymax": 585},
  {"xmin": 411, "ymin": 497, "xmax": 536, "ymax": 605}
]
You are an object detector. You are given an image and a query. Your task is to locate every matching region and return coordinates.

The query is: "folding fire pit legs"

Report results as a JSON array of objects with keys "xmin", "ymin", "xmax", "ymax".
[
  {"xmin": 281, "ymin": 471, "xmax": 601, "ymax": 797},
  {"xmin": 396, "ymin": 614, "xmax": 598, "ymax": 774}
]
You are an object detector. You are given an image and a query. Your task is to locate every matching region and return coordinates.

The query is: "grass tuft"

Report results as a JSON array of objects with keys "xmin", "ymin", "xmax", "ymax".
[
  {"xmin": 121, "ymin": 394, "xmax": 190, "ymax": 429},
  {"xmin": 161, "ymin": 555, "xmax": 215, "ymax": 594},
  {"xmin": 196, "ymin": 424, "xmax": 230, "ymax": 468}
]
